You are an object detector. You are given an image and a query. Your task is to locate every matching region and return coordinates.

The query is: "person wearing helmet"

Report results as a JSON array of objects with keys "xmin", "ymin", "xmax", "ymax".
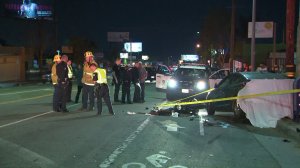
[
  {"xmin": 79, "ymin": 51, "xmax": 98, "ymax": 111},
  {"xmin": 52, "ymin": 54, "xmax": 61, "ymax": 112}
]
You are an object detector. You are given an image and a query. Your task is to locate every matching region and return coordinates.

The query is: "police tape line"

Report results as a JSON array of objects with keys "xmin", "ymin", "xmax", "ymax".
[
  {"xmin": 164, "ymin": 88, "xmax": 215, "ymax": 105},
  {"xmin": 159, "ymin": 89, "xmax": 300, "ymax": 107}
]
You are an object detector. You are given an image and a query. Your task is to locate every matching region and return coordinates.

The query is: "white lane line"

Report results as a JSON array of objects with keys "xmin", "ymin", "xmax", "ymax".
[
  {"xmin": 0, "ymin": 138, "xmax": 58, "ymax": 167},
  {"xmin": 99, "ymin": 117, "xmax": 151, "ymax": 168},
  {"xmin": 0, "ymin": 104, "xmax": 78, "ymax": 129},
  {"xmin": 0, "ymin": 111, "xmax": 54, "ymax": 129},
  {"xmin": 0, "ymin": 89, "xmax": 51, "ymax": 96},
  {"xmin": 199, "ymin": 115, "xmax": 205, "ymax": 136}
]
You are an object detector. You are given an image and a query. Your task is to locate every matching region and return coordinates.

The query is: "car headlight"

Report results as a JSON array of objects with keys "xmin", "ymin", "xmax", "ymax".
[
  {"xmin": 168, "ymin": 79, "xmax": 178, "ymax": 88},
  {"xmin": 196, "ymin": 81, "xmax": 206, "ymax": 90}
]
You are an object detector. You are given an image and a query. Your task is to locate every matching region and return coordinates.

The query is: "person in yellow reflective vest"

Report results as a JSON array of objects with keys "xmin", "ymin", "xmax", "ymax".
[
  {"xmin": 89, "ymin": 63, "xmax": 115, "ymax": 116},
  {"xmin": 51, "ymin": 54, "xmax": 61, "ymax": 112},
  {"xmin": 66, "ymin": 59, "xmax": 73, "ymax": 102},
  {"xmin": 79, "ymin": 51, "xmax": 98, "ymax": 111}
]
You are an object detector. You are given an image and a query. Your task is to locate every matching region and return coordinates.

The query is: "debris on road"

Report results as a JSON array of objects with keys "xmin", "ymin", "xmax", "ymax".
[
  {"xmin": 204, "ymin": 119, "xmax": 232, "ymax": 128},
  {"xmin": 127, "ymin": 112, "xmax": 136, "ymax": 115},
  {"xmin": 283, "ymin": 139, "xmax": 291, "ymax": 143}
]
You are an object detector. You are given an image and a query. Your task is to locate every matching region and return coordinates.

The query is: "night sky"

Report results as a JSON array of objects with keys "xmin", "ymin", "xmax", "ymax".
[{"xmin": 0, "ymin": 0, "xmax": 293, "ymax": 61}]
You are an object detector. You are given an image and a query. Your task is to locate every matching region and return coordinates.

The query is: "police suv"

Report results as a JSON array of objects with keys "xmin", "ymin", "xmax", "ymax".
[{"xmin": 166, "ymin": 63, "xmax": 210, "ymax": 102}]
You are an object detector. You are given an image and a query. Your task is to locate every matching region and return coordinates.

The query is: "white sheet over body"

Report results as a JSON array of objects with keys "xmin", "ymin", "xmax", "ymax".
[{"xmin": 237, "ymin": 79, "xmax": 294, "ymax": 128}]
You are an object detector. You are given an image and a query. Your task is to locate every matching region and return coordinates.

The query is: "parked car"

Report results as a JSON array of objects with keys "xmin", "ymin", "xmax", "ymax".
[
  {"xmin": 41, "ymin": 71, "xmax": 52, "ymax": 84},
  {"xmin": 166, "ymin": 64, "xmax": 210, "ymax": 102},
  {"xmin": 206, "ymin": 72, "xmax": 288, "ymax": 118},
  {"xmin": 145, "ymin": 66, "xmax": 156, "ymax": 82},
  {"xmin": 155, "ymin": 64, "xmax": 172, "ymax": 90},
  {"xmin": 208, "ymin": 68, "xmax": 230, "ymax": 88}
]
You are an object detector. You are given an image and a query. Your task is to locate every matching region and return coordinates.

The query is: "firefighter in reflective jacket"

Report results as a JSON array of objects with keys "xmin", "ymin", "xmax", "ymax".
[
  {"xmin": 89, "ymin": 63, "xmax": 115, "ymax": 116},
  {"xmin": 79, "ymin": 51, "xmax": 98, "ymax": 111},
  {"xmin": 51, "ymin": 54, "xmax": 61, "ymax": 112}
]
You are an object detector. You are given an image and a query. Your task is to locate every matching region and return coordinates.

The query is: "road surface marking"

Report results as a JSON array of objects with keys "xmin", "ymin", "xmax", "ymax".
[
  {"xmin": 199, "ymin": 115, "xmax": 205, "ymax": 136},
  {"xmin": 0, "ymin": 93, "xmax": 53, "ymax": 105},
  {"xmin": 0, "ymin": 138, "xmax": 58, "ymax": 167},
  {"xmin": 0, "ymin": 88, "xmax": 51, "ymax": 96},
  {"xmin": 122, "ymin": 163, "xmax": 146, "ymax": 168},
  {"xmin": 146, "ymin": 152, "xmax": 171, "ymax": 167},
  {"xmin": 0, "ymin": 104, "xmax": 78, "ymax": 129},
  {"xmin": 99, "ymin": 117, "xmax": 151, "ymax": 168}
]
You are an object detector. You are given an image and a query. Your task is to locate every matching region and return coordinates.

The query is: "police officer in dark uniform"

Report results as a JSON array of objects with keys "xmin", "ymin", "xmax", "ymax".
[
  {"xmin": 112, "ymin": 58, "xmax": 122, "ymax": 102},
  {"xmin": 55, "ymin": 55, "xmax": 69, "ymax": 112},
  {"xmin": 89, "ymin": 63, "xmax": 114, "ymax": 116},
  {"xmin": 121, "ymin": 65, "xmax": 132, "ymax": 104}
]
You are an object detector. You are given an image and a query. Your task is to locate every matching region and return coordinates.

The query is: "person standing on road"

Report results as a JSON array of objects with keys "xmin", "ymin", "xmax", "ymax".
[
  {"xmin": 132, "ymin": 61, "xmax": 141, "ymax": 103},
  {"xmin": 66, "ymin": 59, "xmax": 73, "ymax": 102},
  {"xmin": 89, "ymin": 63, "xmax": 115, "ymax": 115},
  {"xmin": 121, "ymin": 65, "xmax": 132, "ymax": 104},
  {"xmin": 79, "ymin": 51, "xmax": 98, "ymax": 111},
  {"xmin": 138, "ymin": 62, "xmax": 147, "ymax": 103},
  {"xmin": 55, "ymin": 55, "xmax": 69, "ymax": 112},
  {"xmin": 51, "ymin": 54, "xmax": 61, "ymax": 112},
  {"xmin": 112, "ymin": 58, "xmax": 122, "ymax": 102},
  {"xmin": 75, "ymin": 64, "xmax": 83, "ymax": 104}
]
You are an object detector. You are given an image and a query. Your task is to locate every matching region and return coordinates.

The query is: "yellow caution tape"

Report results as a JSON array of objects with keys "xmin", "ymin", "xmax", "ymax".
[
  {"xmin": 159, "ymin": 88, "xmax": 215, "ymax": 107},
  {"xmin": 160, "ymin": 89, "xmax": 300, "ymax": 107}
]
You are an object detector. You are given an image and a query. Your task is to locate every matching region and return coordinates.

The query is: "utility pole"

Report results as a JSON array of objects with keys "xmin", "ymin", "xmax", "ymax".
[
  {"xmin": 297, "ymin": 1, "xmax": 300, "ymax": 77},
  {"xmin": 251, "ymin": 0, "xmax": 256, "ymax": 71},
  {"xmin": 286, "ymin": 0, "xmax": 296, "ymax": 78},
  {"xmin": 229, "ymin": 0, "xmax": 236, "ymax": 72}
]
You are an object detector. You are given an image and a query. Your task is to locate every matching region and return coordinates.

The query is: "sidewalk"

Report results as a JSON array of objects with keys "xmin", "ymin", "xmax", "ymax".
[{"xmin": 276, "ymin": 118, "xmax": 300, "ymax": 142}]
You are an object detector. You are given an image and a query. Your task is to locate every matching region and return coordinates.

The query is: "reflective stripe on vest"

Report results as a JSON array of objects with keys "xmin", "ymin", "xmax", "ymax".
[
  {"xmin": 95, "ymin": 68, "xmax": 107, "ymax": 84},
  {"xmin": 67, "ymin": 65, "xmax": 73, "ymax": 78}
]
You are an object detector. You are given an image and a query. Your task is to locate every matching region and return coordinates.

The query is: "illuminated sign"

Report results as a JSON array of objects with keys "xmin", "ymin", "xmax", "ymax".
[
  {"xmin": 120, "ymin": 53, "xmax": 129, "ymax": 59},
  {"xmin": 124, "ymin": 42, "xmax": 142, "ymax": 52},
  {"xmin": 3, "ymin": 0, "xmax": 54, "ymax": 20},
  {"xmin": 181, "ymin": 55, "xmax": 199, "ymax": 62}
]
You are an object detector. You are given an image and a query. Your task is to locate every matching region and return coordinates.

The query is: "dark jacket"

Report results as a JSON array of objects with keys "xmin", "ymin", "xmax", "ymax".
[
  {"xmin": 131, "ymin": 67, "xmax": 140, "ymax": 83},
  {"xmin": 76, "ymin": 67, "xmax": 83, "ymax": 86},
  {"xmin": 56, "ymin": 61, "xmax": 68, "ymax": 84},
  {"xmin": 121, "ymin": 67, "xmax": 132, "ymax": 83}
]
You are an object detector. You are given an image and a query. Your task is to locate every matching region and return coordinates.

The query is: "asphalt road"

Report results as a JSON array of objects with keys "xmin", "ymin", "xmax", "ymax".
[{"xmin": 0, "ymin": 83, "xmax": 300, "ymax": 168}]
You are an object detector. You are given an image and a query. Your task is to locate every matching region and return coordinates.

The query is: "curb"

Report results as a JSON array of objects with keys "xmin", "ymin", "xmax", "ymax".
[{"xmin": 276, "ymin": 118, "xmax": 300, "ymax": 143}]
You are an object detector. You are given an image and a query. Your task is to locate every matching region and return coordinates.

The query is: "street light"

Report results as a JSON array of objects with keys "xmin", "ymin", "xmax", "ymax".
[{"xmin": 196, "ymin": 43, "xmax": 201, "ymax": 48}]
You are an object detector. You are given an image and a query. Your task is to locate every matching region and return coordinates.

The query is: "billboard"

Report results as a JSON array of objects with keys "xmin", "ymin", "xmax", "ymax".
[
  {"xmin": 124, "ymin": 42, "xmax": 142, "ymax": 52},
  {"xmin": 2, "ymin": 0, "xmax": 54, "ymax": 20},
  {"xmin": 120, "ymin": 53, "xmax": 129, "ymax": 59},
  {"xmin": 248, "ymin": 22, "xmax": 273, "ymax": 38},
  {"xmin": 181, "ymin": 54, "xmax": 199, "ymax": 62},
  {"xmin": 107, "ymin": 32, "xmax": 129, "ymax": 42}
]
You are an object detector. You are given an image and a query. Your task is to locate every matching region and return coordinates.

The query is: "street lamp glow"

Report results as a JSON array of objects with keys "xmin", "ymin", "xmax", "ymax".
[{"xmin": 196, "ymin": 44, "xmax": 201, "ymax": 48}]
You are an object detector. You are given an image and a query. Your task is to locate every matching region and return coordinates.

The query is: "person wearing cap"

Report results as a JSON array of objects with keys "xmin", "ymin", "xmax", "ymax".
[
  {"xmin": 112, "ymin": 58, "xmax": 122, "ymax": 102},
  {"xmin": 89, "ymin": 63, "xmax": 115, "ymax": 115},
  {"xmin": 55, "ymin": 54, "xmax": 69, "ymax": 112},
  {"xmin": 80, "ymin": 51, "xmax": 98, "ymax": 111},
  {"xmin": 52, "ymin": 54, "xmax": 61, "ymax": 112}
]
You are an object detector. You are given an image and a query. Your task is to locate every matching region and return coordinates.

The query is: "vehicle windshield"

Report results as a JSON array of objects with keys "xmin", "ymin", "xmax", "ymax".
[{"xmin": 174, "ymin": 68, "xmax": 207, "ymax": 78}]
